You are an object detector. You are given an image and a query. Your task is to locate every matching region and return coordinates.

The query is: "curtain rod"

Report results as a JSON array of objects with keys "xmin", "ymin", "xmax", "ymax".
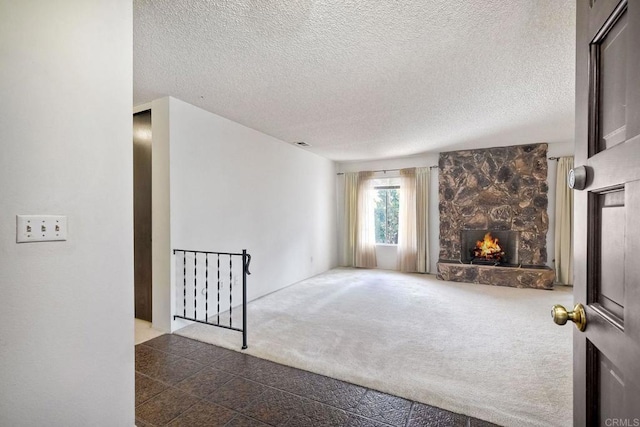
[
  {"xmin": 336, "ymin": 166, "xmax": 438, "ymax": 176},
  {"xmin": 548, "ymin": 155, "xmax": 574, "ymax": 160}
]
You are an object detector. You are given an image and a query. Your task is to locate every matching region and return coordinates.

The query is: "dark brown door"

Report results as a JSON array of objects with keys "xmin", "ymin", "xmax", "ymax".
[
  {"xmin": 134, "ymin": 111, "xmax": 152, "ymax": 322},
  {"xmin": 573, "ymin": 0, "xmax": 640, "ymax": 424}
]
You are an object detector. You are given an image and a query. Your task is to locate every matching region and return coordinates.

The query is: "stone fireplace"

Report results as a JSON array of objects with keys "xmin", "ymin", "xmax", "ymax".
[{"xmin": 436, "ymin": 143, "xmax": 555, "ymax": 289}]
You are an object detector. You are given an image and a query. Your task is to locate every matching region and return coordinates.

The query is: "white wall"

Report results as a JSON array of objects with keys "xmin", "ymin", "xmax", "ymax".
[
  {"xmin": 336, "ymin": 142, "xmax": 575, "ymax": 273},
  {"xmin": 150, "ymin": 97, "xmax": 338, "ymax": 331},
  {"xmin": 337, "ymin": 153, "xmax": 441, "ymax": 273},
  {"xmin": 151, "ymin": 98, "xmax": 173, "ymax": 332},
  {"xmin": 0, "ymin": 2, "xmax": 134, "ymax": 426}
]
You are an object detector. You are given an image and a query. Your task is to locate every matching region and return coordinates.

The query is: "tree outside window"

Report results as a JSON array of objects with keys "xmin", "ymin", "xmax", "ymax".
[{"xmin": 374, "ymin": 186, "xmax": 399, "ymax": 244}]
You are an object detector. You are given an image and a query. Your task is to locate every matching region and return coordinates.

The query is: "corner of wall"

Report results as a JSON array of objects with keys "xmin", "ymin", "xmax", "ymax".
[{"xmin": 151, "ymin": 98, "xmax": 173, "ymax": 333}]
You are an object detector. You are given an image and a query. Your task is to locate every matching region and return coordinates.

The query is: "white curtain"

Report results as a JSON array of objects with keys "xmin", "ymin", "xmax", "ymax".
[
  {"xmin": 343, "ymin": 172, "xmax": 359, "ymax": 266},
  {"xmin": 355, "ymin": 172, "xmax": 377, "ymax": 268},
  {"xmin": 416, "ymin": 167, "xmax": 430, "ymax": 273},
  {"xmin": 555, "ymin": 157, "xmax": 574, "ymax": 285},
  {"xmin": 398, "ymin": 168, "xmax": 418, "ymax": 272}
]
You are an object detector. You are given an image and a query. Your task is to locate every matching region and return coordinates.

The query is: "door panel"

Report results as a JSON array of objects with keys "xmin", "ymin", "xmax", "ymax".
[
  {"xmin": 593, "ymin": 188, "xmax": 625, "ymax": 321},
  {"xmin": 575, "ymin": 0, "xmax": 640, "ymax": 424},
  {"xmin": 597, "ymin": 349, "xmax": 625, "ymax": 424},
  {"xmin": 597, "ymin": 12, "xmax": 627, "ymax": 151}
]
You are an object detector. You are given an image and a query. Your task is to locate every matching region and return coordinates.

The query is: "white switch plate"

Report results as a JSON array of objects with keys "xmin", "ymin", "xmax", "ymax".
[{"xmin": 16, "ymin": 215, "xmax": 68, "ymax": 243}]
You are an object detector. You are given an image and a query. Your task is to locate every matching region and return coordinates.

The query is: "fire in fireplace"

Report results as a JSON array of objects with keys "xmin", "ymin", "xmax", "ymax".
[
  {"xmin": 460, "ymin": 230, "xmax": 520, "ymax": 265},
  {"xmin": 471, "ymin": 232, "xmax": 504, "ymax": 262}
]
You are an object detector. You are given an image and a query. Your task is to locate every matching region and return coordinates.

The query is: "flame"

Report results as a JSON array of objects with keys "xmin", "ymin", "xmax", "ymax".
[{"xmin": 473, "ymin": 232, "xmax": 503, "ymax": 259}]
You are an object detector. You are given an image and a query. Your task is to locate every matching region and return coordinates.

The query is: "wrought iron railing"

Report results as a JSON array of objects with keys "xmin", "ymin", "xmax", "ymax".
[{"xmin": 173, "ymin": 249, "xmax": 251, "ymax": 349}]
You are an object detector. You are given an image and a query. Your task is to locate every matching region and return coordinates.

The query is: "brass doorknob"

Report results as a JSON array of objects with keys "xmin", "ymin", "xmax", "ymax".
[{"xmin": 551, "ymin": 303, "xmax": 586, "ymax": 331}]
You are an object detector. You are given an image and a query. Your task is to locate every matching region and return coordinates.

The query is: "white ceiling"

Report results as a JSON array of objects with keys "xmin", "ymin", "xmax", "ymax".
[{"xmin": 133, "ymin": 0, "xmax": 576, "ymax": 162}]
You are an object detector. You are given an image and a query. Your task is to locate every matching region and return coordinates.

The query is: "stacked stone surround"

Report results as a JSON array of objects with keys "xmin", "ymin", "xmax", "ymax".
[{"xmin": 436, "ymin": 143, "xmax": 554, "ymax": 289}]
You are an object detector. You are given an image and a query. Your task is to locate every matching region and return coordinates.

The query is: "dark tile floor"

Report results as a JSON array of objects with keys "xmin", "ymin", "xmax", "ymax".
[{"xmin": 135, "ymin": 334, "xmax": 499, "ymax": 427}]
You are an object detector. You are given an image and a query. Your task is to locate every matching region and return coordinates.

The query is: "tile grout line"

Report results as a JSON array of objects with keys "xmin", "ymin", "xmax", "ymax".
[
  {"xmin": 221, "ymin": 412, "xmax": 270, "ymax": 427},
  {"xmin": 218, "ymin": 375, "xmax": 392, "ymax": 426},
  {"xmin": 137, "ymin": 347, "xmax": 276, "ymax": 425},
  {"xmin": 139, "ymin": 341, "xmax": 235, "ymax": 365},
  {"xmin": 191, "ymin": 369, "xmax": 395, "ymax": 427},
  {"xmin": 135, "ymin": 345, "xmax": 240, "ymax": 424},
  {"xmin": 136, "ymin": 342, "xmax": 235, "ymax": 387},
  {"xmin": 145, "ymin": 380, "xmax": 245, "ymax": 427},
  {"xmin": 404, "ymin": 401, "xmax": 415, "ymax": 427},
  {"xmin": 200, "ymin": 359, "xmax": 379, "ymax": 418}
]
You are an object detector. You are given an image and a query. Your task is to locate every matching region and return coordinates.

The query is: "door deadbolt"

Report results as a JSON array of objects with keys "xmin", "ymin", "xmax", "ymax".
[{"xmin": 568, "ymin": 166, "xmax": 588, "ymax": 190}]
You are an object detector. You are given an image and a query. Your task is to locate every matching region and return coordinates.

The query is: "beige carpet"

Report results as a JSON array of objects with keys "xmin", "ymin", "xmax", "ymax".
[{"xmin": 175, "ymin": 267, "xmax": 573, "ymax": 427}]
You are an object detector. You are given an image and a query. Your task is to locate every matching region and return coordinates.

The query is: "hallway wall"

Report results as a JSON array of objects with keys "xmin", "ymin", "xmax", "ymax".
[
  {"xmin": 149, "ymin": 97, "xmax": 338, "ymax": 332},
  {"xmin": 0, "ymin": 1, "xmax": 134, "ymax": 426}
]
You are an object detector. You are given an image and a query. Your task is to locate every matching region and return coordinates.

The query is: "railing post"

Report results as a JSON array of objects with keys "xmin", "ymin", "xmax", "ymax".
[{"xmin": 242, "ymin": 249, "xmax": 248, "ymax": 350}]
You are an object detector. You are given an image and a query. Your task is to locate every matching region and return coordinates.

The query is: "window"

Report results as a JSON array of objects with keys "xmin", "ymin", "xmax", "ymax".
[{"xmin": 374, "ymin": 185, "xmax": 399, "ymax": 244}]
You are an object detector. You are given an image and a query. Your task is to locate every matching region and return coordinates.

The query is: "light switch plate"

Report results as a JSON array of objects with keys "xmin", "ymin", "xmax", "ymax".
[{"xmin": 16, "ymin": 215, "xmax": 67, "ymax": 243}]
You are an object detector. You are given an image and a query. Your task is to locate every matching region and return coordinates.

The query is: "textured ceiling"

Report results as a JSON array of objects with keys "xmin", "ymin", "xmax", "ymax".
[{"xmin": 133, "ymin": 0, "xmax": 576, "ymax": 162}]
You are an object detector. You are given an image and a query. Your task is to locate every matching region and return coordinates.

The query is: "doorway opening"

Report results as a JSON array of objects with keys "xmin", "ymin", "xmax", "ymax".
[{"xmin": 134, "ymin": 110, "xmax": 152, "ymax": 322}]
